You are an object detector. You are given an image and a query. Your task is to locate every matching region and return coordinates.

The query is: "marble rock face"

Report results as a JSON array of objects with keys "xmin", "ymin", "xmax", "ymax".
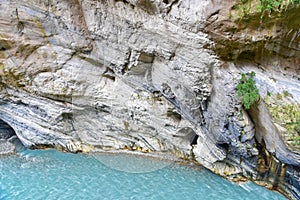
[
  {"xmin": 0, "ymin": 140, "xmax": 15, "ymax": 155},
  {"xmin": 0, "ymin": 0, "xmax": 299, "ymax": 199}
]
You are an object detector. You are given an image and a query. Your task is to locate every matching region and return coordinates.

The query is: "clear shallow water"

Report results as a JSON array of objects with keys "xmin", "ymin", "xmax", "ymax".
[{"xmin": 0, "ymin": 149, "xmax": 286, "ymax": 200}]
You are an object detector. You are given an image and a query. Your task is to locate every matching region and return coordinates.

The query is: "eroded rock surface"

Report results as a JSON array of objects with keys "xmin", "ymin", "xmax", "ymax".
[
  {"xmin": 0, "ymin": 140, "xmax": 15, "ymax": 155},
  {"xmin": 0, "ymin": 0, "xmax": 299, "ymax": 199}
]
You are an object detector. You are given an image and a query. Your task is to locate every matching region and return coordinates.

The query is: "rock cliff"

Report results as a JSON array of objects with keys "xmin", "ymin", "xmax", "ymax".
[{"xmin": 0, "ymin": 0, "xmax": 299, "ymax": 199}]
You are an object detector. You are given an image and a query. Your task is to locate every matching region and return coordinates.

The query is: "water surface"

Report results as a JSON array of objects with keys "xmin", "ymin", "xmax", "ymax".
[{"xmin": 0, "ymin": 149, "xmax": 286, "ymax": 200}]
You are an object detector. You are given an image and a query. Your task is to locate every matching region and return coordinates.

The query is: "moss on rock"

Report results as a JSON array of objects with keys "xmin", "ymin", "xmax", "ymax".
[{"xmin": 265, "ymin": 94, "xmax": 300, "ymax": 152}]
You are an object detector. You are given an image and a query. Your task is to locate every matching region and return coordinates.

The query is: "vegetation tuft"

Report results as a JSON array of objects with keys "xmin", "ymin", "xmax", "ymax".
[
  {"xmin": 258, "ymin": 0, "xmax": 282, "ymax": 12},
  {"xmin": 236, "ymin": 71, "xmax": 260, "ymax": 110},
  {"xmin": 295, "ymin": 120, "xmax": 300, "ymax": 134}
]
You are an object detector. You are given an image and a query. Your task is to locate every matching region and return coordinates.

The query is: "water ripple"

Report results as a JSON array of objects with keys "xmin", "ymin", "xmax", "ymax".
[{"xmin": 0, "ymin": 149, "xmax": 287, "ymax": 200}]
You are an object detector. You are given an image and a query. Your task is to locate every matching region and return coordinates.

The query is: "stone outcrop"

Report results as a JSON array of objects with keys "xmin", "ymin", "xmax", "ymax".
[{"xmin": 0, "ymin": 0, "xmax": 299, "ymax": 199}]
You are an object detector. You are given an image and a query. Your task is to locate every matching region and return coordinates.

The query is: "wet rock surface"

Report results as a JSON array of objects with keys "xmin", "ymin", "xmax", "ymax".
[{"xmin": 0, "ymin": 140, "xmax": 15, "ymax": 155}]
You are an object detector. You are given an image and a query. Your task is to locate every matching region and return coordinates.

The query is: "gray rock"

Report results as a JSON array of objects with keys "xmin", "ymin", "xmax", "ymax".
[
  {"xmin": 240, "ymin": 130, "xmax": 255, "ymax": 143},
  {"xmin": 0, "ymin": 0, "xmax": 299, "ymax": 199},
  {"xmin": 0, "ymin": 140, "xmax": 15, "ymax": 155}
]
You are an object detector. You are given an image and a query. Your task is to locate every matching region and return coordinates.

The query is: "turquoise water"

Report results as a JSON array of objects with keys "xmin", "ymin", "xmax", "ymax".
[{"xmin": 0, "ymin": 149, "xmax": 286, "ymax": 200}]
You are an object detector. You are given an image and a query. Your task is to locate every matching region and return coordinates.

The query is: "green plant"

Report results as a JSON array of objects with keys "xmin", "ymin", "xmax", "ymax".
[
  {"xmin": 258, "ymin": 0, "xmax": 300, "ymax": 12},
  {"xmin": 236, "ymin": 71, "xmax": 260, "ymax": 110},
  {"xmin": 295, "ymin": 120, "xmax": 300, "ymax": 134},
  {"xmin": 258, "ymin": 0, "xmax": 282, "ymax": 12},
  {"xmin": 276, "ymin": 93, "xmax": 283, "ymax": 100},
  {"xmin": 283, "ymin": 90, "xmax": 290, "ymax": 97}
]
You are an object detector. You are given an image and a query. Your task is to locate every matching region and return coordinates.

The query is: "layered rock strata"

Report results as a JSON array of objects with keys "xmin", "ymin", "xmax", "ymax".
[{"xmin": 0, "ymin": 0, "xmax": 299, "ymax": 199}]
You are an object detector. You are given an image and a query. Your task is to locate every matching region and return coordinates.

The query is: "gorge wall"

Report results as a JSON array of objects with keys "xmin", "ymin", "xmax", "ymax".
[{"xmin": 0, "ymin": 0, "xmax": 299, "ymax": 199}]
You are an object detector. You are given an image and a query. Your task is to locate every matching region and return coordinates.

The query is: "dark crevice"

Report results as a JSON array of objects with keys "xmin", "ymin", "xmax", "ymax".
[
  {"xmin": 0, "ymin": 40, "xmax": 11, "ymax": 51},
  {"xmin": 166, "ymin": 108, "xmax": 182, "ymax": 122},
  {"xmin": 224, "ymin": 122, "xmax": 229, "ymax": 130},
  {"xmin": 0, "ymin": 119, "xmax": 16, "ymax": 140},
  {"xmin": 237, "ymin": 50, "xmax": 255, "ymax": 61},
  {"xmin": 207, "ymin": 9, "xmax": 220, "ymax": 20},
  {"xmin": 191, "ymin": 134, "xmax": 198, "ymax": 145},
  {"xmin": 136, "ymin": 0, "xmax": 158, "ymax": 15},
  {"xmin": 115, "ymin": 0, "xmax": 130, "ymax": 4},
  {"xmin": 0, "ymin": 119, "xmax": 25, "ymax": 152},
  {"xmin": 217, "ymin": 142, "xmax": 229, "ymax": 150},
  {"xmin": 117, "ymin": 0, "xmax": 136, "ymax": 10},
  {"xmin": 166, "ymin": 0, "xmax": 179, "ymax": 14},
  {"xmin": 102, "ymin": 67, "xmax": 116, "ymax": 81}
]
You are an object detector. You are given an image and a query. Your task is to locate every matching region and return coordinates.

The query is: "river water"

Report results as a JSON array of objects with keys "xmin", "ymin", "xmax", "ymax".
[{"xmin": 0, "ymin": 149, "xmax": 286, "ymax": 200}]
